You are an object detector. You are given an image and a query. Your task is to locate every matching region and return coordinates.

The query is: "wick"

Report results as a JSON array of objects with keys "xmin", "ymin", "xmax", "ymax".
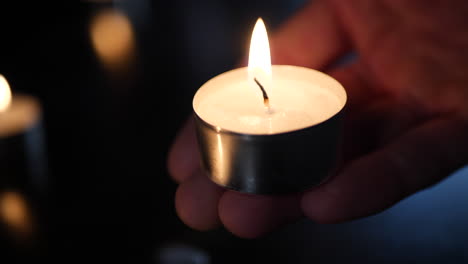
[{"xmin": 254, "ymin": 78, "xmax": 270, "ymax": 108}]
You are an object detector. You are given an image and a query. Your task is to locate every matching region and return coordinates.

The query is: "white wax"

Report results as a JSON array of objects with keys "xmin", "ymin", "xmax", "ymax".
[
  {"xmin": 193, "ymin": 65, "xmax": 346, "ymax": 135},
  {"xmin": 0, "ymin": 95, "xmax": 42, "ymax": 137}
]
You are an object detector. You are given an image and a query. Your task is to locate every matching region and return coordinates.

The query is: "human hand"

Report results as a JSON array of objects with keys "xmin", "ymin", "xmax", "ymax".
[{"xmin": 168, "ymin": 0, "xmax": 468, "ymax": 238}]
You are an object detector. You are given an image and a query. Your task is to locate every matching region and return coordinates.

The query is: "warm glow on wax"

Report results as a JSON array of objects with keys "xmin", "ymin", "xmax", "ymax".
[
  {"xmin": 193, "ymin": 18, "xmax": 346, "ymax": 135},
  {"xmin": 248, "ymin": 18, "xmax": 272, "ymax": 84},
  {"xmin": 0, "ymin": 75, "xmax": 12, "ymax": 112}
]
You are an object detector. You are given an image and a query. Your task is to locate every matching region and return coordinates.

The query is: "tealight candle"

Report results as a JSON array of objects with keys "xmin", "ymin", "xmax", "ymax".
[
  {"xmin": 0, "ymin": 74, "xmax": 47, "ymax": 196},
  {"xmin": 193, "ymin": 19, "xmax": 347, "ymax": 194},
  {"xmin": 194, "ymin": 65, "xmax": 345, "ymax": 135}
]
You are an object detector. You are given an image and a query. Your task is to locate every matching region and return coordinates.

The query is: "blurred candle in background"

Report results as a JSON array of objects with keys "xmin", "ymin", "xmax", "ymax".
[
  {"xmin": 90, "ymin": 8, "xmax": 136, "ymax": 75},
  {"xmin": 0, "ymin": 74, "xmax": 47, "ymax": 238},
  {"xmin": 0, "ymin": 191, "xmax": 34, "ymax": 242}
]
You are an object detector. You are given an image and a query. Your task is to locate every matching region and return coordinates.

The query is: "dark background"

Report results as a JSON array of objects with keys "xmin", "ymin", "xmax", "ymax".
[{"xmin": 0, "ymin": 1, "xmax": 467, "ymax": 263}]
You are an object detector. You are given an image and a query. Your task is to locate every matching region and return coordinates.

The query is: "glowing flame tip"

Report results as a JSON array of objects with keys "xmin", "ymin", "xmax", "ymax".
[
  {"xmin": 0, "ymin": 74, "xmax": 12, "ymax": 112},
  {"xmin": 248, "ymin": 18, "xmax": 272, "ymax": 77}
]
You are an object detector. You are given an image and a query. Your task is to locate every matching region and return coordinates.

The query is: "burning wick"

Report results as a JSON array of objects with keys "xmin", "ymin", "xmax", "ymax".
[{"xmin": 254, "ymin": 78, "xmax": 270, "ymax": 108}]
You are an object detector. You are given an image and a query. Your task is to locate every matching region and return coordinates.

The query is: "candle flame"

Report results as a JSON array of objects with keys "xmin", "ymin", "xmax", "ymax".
[
  {"xmin": 248, "ymin": 18, "xmax": 272, "ymax": 81},
  {"xmin": 0, "ymin": 191, "xmax": 34, "ymax": 239},
  {"xmin": 90, "ymin": 9, "xmax": 135, "ymax": 72},
  {"xmin": 0, "ymin": 74, "xmax": 12, "ymax": 112}
]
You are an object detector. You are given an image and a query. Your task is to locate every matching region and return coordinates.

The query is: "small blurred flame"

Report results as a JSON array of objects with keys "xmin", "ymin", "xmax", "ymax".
[
  {"xmin": 0, "ymin": 192, "xmax": 34, "ymax": 239},
  {"xmin": 90, "ymin": 9, "xmax": 135, "ymax": 71},
  {"xmin": 248, "ymin": 18, "xmax": 272, "ymax": 80},
  {"xmin": 0, "ymin": 74, "xmax": 12, "ymax": 112}
]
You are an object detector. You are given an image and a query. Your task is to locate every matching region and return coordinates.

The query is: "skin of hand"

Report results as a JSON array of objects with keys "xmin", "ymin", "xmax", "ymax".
[{"xmin": 167, "ymin": 0, "xmax": 468, "ymax": 238}]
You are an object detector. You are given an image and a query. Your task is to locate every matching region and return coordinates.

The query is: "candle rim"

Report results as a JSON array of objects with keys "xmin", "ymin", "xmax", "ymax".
[
  {"xmin": 193, "ymin": 65, "xmax": 347, "ymax": 135},
  {"xmin": 194, "ymin": 105, "xmax": 345, "ymax": 137},
  {"xmin": 195, "ymin": 65, "xmax": 347, "ymax": 105}
]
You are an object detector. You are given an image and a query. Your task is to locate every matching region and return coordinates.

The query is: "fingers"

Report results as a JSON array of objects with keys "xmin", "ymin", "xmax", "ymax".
[
  {"xmin": 270, "ymin": 0, "xmax": 348, "ymax": 69},
  {"xmin": 175, "ymin": 170, "xmax": 224, "ymax": 231},
  {"xmin": 167, "ymin": 116, "xmax": 200, "ymax": 183},
  {"xmin": 175, "ymin": 169, "xmax": 302, "ymax": 238},
  {"xmin": 219, "ymin": 192, "xmax": 302, "ymax": 239},
  {"xmin": 302, "ymin": 115, "xmax": 468, "ymax": 223}
]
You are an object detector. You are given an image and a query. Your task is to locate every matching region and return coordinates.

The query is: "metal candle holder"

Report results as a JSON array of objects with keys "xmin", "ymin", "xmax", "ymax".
[{"xmin": 193, "ymin": 66, "xmax": 346, "ymax": 195}]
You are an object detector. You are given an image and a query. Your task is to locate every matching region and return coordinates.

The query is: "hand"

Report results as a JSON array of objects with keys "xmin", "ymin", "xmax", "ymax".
[{"xmin": 168, "ymin": 0, "xmax": 468, "ymax": 238}]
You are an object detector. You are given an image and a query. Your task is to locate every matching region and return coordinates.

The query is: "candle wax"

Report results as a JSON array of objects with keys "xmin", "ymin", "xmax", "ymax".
[{"xmin": 194, "ymin": 65, "xmax": 346, "ymax": 135}]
